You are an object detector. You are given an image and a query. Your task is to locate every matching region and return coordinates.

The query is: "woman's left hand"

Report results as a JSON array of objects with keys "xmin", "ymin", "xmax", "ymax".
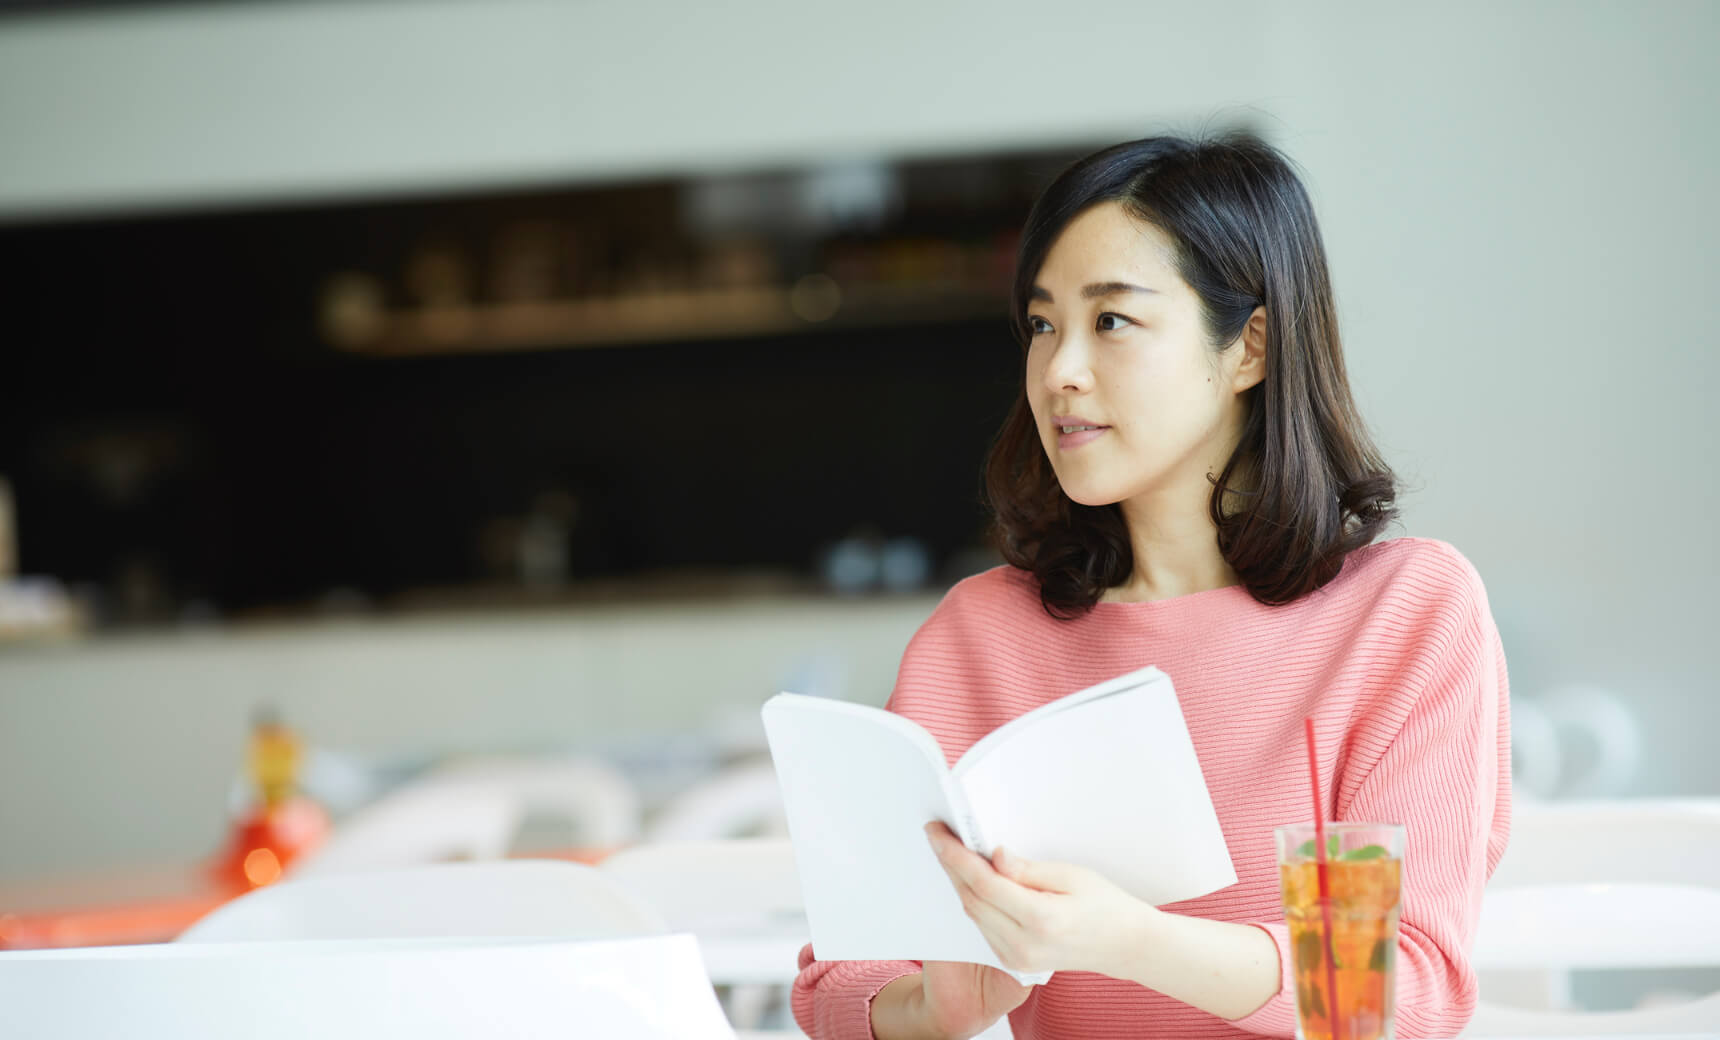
[{"xmin": 924, "ymin": 821, "xmax": 1157, "ymax": 979}]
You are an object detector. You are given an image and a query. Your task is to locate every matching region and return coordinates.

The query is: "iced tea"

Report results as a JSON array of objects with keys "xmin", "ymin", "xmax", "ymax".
[{"xmin": 1275, "ymin": 823, "xmax": 1404, "ymax": 1040}]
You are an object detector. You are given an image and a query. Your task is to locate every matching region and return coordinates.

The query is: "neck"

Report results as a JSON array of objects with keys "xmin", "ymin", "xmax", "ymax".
[{"xmin": 1105, "ymin": 482, "xmax": 1241, "ymax": 604}]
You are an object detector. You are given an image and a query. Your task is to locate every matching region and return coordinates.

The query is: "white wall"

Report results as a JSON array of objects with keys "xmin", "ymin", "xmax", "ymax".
[
  {"xmin": 1262, "ymin": 5, "xmax": 1720, "ymax": 796},
  {"xmin": 0, "ymin": 0, "xmax": 1281, "ymax": 218},
  {"xmin": 1, "ymin": 0, "xmax": 1717, "ymax": 876}
]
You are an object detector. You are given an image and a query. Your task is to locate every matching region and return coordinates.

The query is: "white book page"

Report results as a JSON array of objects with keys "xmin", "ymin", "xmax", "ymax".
[
  {"xmin": 761, "ymin": 694, "xmax": 1001, "ymax": 967},
  {"xmin": 953, "ymin": 667, "xmax": 1171, "ymax": 788},
  {"xmin": 952, "ymin": 668, "xmax": 1237, "ymax": 905}
]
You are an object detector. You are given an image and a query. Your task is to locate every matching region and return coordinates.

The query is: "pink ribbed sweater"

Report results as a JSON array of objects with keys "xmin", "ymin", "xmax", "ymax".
[{"xmin": 791, "ymin": 537, "xmax": 1511, "ymax": 1040}]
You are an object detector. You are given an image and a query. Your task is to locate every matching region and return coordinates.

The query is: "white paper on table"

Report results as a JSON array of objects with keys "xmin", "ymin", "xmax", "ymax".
[{"xmin": 0, "ymin": 933, "xmax": 736, "ymax": 1039}]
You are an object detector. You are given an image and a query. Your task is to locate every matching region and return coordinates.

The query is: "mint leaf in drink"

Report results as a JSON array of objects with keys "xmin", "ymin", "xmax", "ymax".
[
  {"xmin": 1368, "ymin": 938, "xmax": 1390, "ymax": 972},
  {"xmin": 1295, "ymin": 836, "xmax": 1341, "ymax": 859},
  {"xmin": 1298, "ymin": 980, "xmax": 1327, "ymax": 1019},
  {"xmin": 1296, "ymin": 929, "xmax": 1324, "ymax": 970},
  {"xmin": 1340, "ymin": 844, "xmax": 1389, "ymax": 862}
]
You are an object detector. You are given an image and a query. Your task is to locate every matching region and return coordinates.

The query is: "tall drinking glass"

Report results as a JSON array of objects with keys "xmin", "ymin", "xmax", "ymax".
[{"xmin": 1274, "ymin": 822, "xmax": 1405, "ymax": 1040}]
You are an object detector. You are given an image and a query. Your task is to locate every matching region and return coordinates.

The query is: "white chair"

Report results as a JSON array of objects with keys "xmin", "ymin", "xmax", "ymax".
[
  {"xmin": 645, "ymin": 758, "xmax": 789, "ymax": 842},
  {"xmin": 602, "ymin": 838, "xmax": 803, "ymax": 938},
  {"xmin": 286, "ymin": 755, "xmax": 641, "ymax": 878},
  {"xmin": 1, "ymin": 934, "xmax": 737, "ymax": 1039},
  {"xmin": 1464, "ymin": 797, "xmax": 1720, "ymax": 1035},
  {"xmin": 180, "ymin": 859, "xmax": 666, "ymax": 943},
  {"xmin": 1485, "ymin": 797, "xmax": 1720, "ymax": 889},
  {"xmin": 603, "ymin": 839, "xmax": 806, "ymax": 1034}
]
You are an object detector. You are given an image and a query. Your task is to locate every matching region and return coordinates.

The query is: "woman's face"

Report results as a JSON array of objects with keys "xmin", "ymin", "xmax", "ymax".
[{"xmin": 1024, "ymin": 201, "xmax": 1256, "ymax": 511}]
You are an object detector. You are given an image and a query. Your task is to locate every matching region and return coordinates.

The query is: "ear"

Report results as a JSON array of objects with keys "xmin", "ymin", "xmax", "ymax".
[{"xmin": 1230, "ymin": 306, "xmax": 1267, "ymax": 394}]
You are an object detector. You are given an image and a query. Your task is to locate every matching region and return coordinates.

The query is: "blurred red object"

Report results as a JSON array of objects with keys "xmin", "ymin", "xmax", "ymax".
[
  {"xmin": 206, "ymin": 709, "xmax": 330, "ymax": 890},
  {"xmin": 207, "ymin": 797, "xmax": 330, "ymax": 890}
]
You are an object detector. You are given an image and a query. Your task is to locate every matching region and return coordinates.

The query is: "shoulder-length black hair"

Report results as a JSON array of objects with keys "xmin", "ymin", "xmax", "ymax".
[{"xmin": 985, "ymin": 131, "xmax": 1399, "ymax": 617}]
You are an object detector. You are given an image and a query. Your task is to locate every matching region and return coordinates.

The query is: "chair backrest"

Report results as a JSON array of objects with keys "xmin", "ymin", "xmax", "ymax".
[
  {"xmin": 286, "ymin": 755, "xmax": 641, "ymax": 878},
  {"xmin": 179, "ymin": 859, "xmax": 667, "ymax": 943},
  {"xmin": 283, "ymin": 782, "xmax": 519, "ymax": 878},
  {"xmin": 601, "ymin": 838, "xmax": 802, "ymax": 932},
  {"xmin": 645, "ymin": 759, "xmax": 788, "ymax": 842},
  {"xmin": 1475, "ymin": 882, "xmax": 1720, "ymax": 971},
  {"xmin": 1465, "ymin": 797, "xmax": 1720, "ymax": 1035},
  {"xmin": 430, "ymin": 756, "xmax": 643, "ymax": 848},
  {"xmin": 1, "ymin": 934, "xmax": 736, "ymax": 1040}
]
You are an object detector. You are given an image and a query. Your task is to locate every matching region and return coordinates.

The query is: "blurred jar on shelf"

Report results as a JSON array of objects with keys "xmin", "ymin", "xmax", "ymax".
[{"xmin": 0, "ymin": 475, "xmax": 86, "ymax": 643}]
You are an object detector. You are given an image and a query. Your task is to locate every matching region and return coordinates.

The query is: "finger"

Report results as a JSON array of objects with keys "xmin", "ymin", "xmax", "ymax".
[
  {"xmin": 943, "ymin": 858, "xmax": 1026, "ymax": 931},
  {"xmin": 991, "ymin": 846, "xmax": 1086, "ymax": 894},
  {"xmin": 923, "ymin": 820, "xmax": 969, "ymax": 852},
  {"xmin": 950, "ymin": 869, "xmax": 1028, "ymax": 960},
  {"xmin": 928, "ymin": 827, "xmax": 1029, "ymax": 932},
  {"xmin": 925, "ymin": 823, "xmax": 995, "ymax": 884},
  {"xmin": 938, "ymin": 848, "xmax": 1053, "ymax": 941}
]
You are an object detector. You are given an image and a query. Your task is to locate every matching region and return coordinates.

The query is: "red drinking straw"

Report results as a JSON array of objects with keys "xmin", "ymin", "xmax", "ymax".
[{"xmin": 1304, "ymin": 717, "xmax": 1343, "ymax": 1040}]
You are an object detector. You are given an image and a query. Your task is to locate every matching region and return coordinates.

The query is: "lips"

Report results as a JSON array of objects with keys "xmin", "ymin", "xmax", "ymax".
[
  {"xmin": 1051, "ymin": 414, "xmax": 1109, "ymax": 449},
  {"xmin": 1051, "ymin": 414, "xmax": 1106, "ymax": 428}
]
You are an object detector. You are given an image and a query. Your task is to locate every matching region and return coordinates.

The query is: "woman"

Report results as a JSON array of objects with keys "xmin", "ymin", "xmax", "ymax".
[{"xmin": 790, "ymin": 132, "xmax": 1511, "ymax": 1039}]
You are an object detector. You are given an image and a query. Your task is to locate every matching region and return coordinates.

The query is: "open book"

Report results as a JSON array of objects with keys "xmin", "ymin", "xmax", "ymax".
[{"xmin": 762, "ymin": 666, "xmax": 1237, "ymax": 983}]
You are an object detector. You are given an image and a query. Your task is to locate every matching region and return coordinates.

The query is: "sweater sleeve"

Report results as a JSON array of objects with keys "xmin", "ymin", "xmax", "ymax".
[
  {"xmin": 1229, "ymin": 549, "xmax": 1512, "ymax": 1038},
  {"xmin": 790, "ymin": 942, "xmax": 921, "ymax": 1040}
]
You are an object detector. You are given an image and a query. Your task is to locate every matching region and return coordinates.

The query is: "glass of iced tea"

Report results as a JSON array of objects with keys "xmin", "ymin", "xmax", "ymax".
[{"xmin": 1274, "ymin": 822, "xmax": 1404, "ymax": 1040}]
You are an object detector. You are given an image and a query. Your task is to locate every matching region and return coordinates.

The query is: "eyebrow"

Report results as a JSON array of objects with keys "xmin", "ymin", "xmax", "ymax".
[{"xmin": 1028, "ymin": 281, "xmax": 1158, "ymax": 304}]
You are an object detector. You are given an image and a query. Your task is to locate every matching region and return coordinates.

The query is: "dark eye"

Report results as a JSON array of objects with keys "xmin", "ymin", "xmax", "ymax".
[
  {"xmin": 1097, "ymin": 312, "xmax": 1134, "ymax": 332},
  {"xmin": 1027, "ymin": 316, "xmax": 1053, "ymax": 335}
]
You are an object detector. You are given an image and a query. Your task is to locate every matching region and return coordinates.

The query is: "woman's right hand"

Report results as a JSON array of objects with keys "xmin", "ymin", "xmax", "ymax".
[{"xmin": 871, "ymin": 961, "xmax": 1031, "ymax": 1039}]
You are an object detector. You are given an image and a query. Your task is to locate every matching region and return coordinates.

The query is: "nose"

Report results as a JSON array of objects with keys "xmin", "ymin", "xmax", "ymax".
[{"xmin": 1039, "ymin": 335, "xmax": 1094, "ymax": 395}]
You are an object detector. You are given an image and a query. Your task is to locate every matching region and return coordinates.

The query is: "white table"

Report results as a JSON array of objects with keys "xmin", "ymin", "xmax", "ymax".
[{"xmin": 0, "ymin": 934, "xmax": 742, "ymax": 1039}]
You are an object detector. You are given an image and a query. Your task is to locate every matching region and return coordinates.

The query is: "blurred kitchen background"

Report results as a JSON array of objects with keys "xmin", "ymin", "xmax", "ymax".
[{"xmin": 0, "ymin": 0, "xmax": 1716, "ymax": 1020}]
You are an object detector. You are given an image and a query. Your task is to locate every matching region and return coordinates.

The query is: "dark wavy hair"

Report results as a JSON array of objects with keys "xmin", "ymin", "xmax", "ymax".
[{"xmin": 984, "ymin": 131, "xmax": 1399, "ymax": 618}]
